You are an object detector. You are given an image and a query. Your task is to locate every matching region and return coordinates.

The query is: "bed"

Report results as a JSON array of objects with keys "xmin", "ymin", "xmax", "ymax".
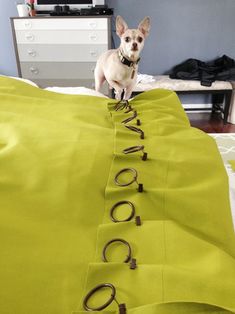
[{"xmin": 0, "ymin": 76, "xmax": 235, "ymax": 314}]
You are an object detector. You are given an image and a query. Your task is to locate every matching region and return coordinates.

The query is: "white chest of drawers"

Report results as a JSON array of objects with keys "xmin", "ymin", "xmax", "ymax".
[{"xmin": 11, "ymin": 16, "xmax": 112, "ymax": 91}]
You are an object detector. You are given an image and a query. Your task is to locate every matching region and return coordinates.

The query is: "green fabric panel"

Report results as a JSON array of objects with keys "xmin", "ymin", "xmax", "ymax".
[
  {"xmin": 80, "ymin": 90, "xmax": 235, "ymax": 313},
  {"xmin": 73, "ymin": 302, "xmax": 234, "ymax": 314},
  {"xmin": 229, "ymin": 160, "xmax": 235, "ymax": 171},
  {"xmin": 0, "ymin": 77, "xmax": 115, "ymax": 314},
  {"xmin": 0, "ymin": 77, "xmax": 235, "ymax": 314}
]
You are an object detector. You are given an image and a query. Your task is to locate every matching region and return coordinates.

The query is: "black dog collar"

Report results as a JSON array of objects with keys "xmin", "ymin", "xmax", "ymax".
[{"xmin": 118, "ymin": 50, "xmax": 140, "ymax": 67}]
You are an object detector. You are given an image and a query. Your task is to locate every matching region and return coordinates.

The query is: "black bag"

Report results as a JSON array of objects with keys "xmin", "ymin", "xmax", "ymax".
[{"xmin": 169, "ymin": 55, "xmax": 235, "ymax": 86}]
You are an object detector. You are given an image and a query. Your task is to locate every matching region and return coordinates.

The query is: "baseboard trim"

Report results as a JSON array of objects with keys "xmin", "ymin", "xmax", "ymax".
[{"xmin": 183, "ymin": 103, "xmax": 213, "ymax": 113}]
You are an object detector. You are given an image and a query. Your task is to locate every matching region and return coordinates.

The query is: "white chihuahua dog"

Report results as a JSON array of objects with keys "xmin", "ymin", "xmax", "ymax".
[{"xmin": 94, "ymin": 15, "xmax": 150, "ymax": 100}]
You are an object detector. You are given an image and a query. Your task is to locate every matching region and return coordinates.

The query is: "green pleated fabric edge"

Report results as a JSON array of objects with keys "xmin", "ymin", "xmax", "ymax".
[{"xmin": 77, "ymin": 90, "xmax": 235, "ymax": 313}]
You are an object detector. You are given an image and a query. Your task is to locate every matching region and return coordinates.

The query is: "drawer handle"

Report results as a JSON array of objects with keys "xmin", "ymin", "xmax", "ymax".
[
  {"xmin": 89, "ymin": 21, "xmax": 97, "ymax": 28},
  {"xmin": 24, "ymin": 21, "xmax": 32, "ymax": 29},
  {"xmin": 90, "ymin": 51, "xmax": 98, "ymax": 57},
  {"xmin": 89, "ymin": 34, "xmax": 97, "ymax": 41},
  {"xmin": 30, "ymin": 67, "xmax": 39, "ymax": 75},
  {"xmin": 27, "ymin": 49, "xmax": 36, "ymax": 57},
  {"xmin": 25, "ymin": 33, "xmax": 35, "ymax": 41}
]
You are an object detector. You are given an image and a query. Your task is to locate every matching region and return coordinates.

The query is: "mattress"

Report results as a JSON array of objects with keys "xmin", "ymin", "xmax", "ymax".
[{"xmin": 0, "ymin": 76, "xmax": 235, "ymax": 314}]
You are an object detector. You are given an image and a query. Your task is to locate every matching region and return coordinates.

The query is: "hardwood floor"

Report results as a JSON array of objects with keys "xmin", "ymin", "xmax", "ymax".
[{"xmin": 186, "ymin": 112, "xmax": 235, "ymax": 133}]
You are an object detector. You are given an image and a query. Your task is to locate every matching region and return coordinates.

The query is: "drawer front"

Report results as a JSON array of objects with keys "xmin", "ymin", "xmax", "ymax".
[
  {"xmin": 15, "ymin": 30, "xmax": 108, "ymax": 44},
  {"xmin": 14, "ymin": 18, "xmax": 108, "ymax": 30},
  {"xmin": 17, "ymin": 44, "xmax": 108, "ymax": 62},
  {"xmin": 20, "ymin": 62, "xmax": 96, "ymax": 79}
]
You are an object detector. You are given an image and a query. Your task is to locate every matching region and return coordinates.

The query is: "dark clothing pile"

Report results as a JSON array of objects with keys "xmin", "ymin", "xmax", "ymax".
[{"xmin": 169, "ymin": 55, "xmax": 235, "ymax": 86}]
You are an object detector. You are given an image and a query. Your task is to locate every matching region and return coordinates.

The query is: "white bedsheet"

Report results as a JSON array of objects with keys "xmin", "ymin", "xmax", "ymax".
[
  {"xmin": 209, "ymin": 133, "xmax": 235, "ymax": 228},
  {"xmin": 0, "ymin": 75, "xmax": 38, "ymax": 87},
  {"xmin": 226, "ymin": 164, "xmax": 235, "ymax": 227},
  {"xmin": 44, "ymin": 86, "xmax": 108, "ymax": 98}
]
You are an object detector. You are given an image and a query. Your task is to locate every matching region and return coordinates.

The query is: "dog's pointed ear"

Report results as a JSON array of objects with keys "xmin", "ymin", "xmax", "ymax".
[
  {"xmin": 116, "ymin": 15, "xmax": 128, "ymax": 37},
  {"xmin": 138, "ymin": 17, "xmax": 151, "ymax": 38}
]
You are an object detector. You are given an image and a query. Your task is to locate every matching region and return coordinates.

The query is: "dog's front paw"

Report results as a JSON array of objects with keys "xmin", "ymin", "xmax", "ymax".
[{"xmin": 114, "ymin": 90, "xmax": 123, "ymax": 100}]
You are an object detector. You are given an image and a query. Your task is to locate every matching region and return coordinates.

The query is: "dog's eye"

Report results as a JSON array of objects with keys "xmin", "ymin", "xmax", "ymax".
[
  {"xmin": 137, "ymin": 36, "xmax": 143, "ymax": 43},
  {"xmin": 125, "ymin": 37, "xmax": 131, "ymax": 43}
]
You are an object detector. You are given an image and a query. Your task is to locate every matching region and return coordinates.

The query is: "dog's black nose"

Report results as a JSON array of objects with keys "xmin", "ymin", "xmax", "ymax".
[{"xmin": 132, "ymin": 43, "xmax": 138, "ymax": 51}]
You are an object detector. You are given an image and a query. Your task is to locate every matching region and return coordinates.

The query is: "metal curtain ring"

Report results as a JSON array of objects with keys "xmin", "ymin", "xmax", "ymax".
[
  {"xmin": 110, "ymin": 200, "xmax": 135, "ymax": 222},
  {"xmin": 83, "ymin": 283, "xmax": 116, "ymax": 311},
  {"xmin": 114, "ymin": 168, "xmax": 137, "ymax": 186},
  {"xmin": 122, "ymin": 145, "xmax": 148, "ymax": 161},
  {"xmin": 124, "ymin": 105, "xmax": 133, "ymax": 113},
  {"xmin": 114, "ymin": 100, "xmax": 129, "ymax": 111},
  {"xmin": 123, "ymin": 145, "xmax": 144, "ymax": 154},
  {"xmin": 114, "ymin": 168, "xmax": 143, "ymax": 192},
  {"xmin": 102, "ymin": 238, "xmax": 132, "ymax": 263},
  {"xmin": 125, "ymin": 125, "xmax": 144, "ymax": 139},
  {"xmin": 121, "ymin": 110, "xmax": 137, "ymax": 124}
]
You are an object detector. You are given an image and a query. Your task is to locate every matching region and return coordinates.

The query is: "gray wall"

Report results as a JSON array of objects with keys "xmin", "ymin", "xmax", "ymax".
[
  {"xmin": 107, "ymin": 0, "xmax": 235, "ymax": 75},
  {"xmin": 0, "ymin": 0, "xmax": 18, "ymax": 76},
  {"xmin": 1, "ymin": 0, "xmax": 235, "ymax": 77}
]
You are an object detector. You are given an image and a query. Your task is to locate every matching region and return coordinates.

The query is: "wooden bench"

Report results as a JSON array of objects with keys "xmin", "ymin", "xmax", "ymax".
[
  {"xmin": 229, "ymin": 82, "xmax": 235, "ymax": 124},
  {"xmin": 133, "ymin": 75, "xmax": 233, "ymax": 124}
]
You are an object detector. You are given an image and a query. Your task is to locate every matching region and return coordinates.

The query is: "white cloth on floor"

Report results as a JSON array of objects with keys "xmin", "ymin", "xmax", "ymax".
[{"xmin": 137, "ymin": 73, "xmax": 156, "ymax": 84}]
